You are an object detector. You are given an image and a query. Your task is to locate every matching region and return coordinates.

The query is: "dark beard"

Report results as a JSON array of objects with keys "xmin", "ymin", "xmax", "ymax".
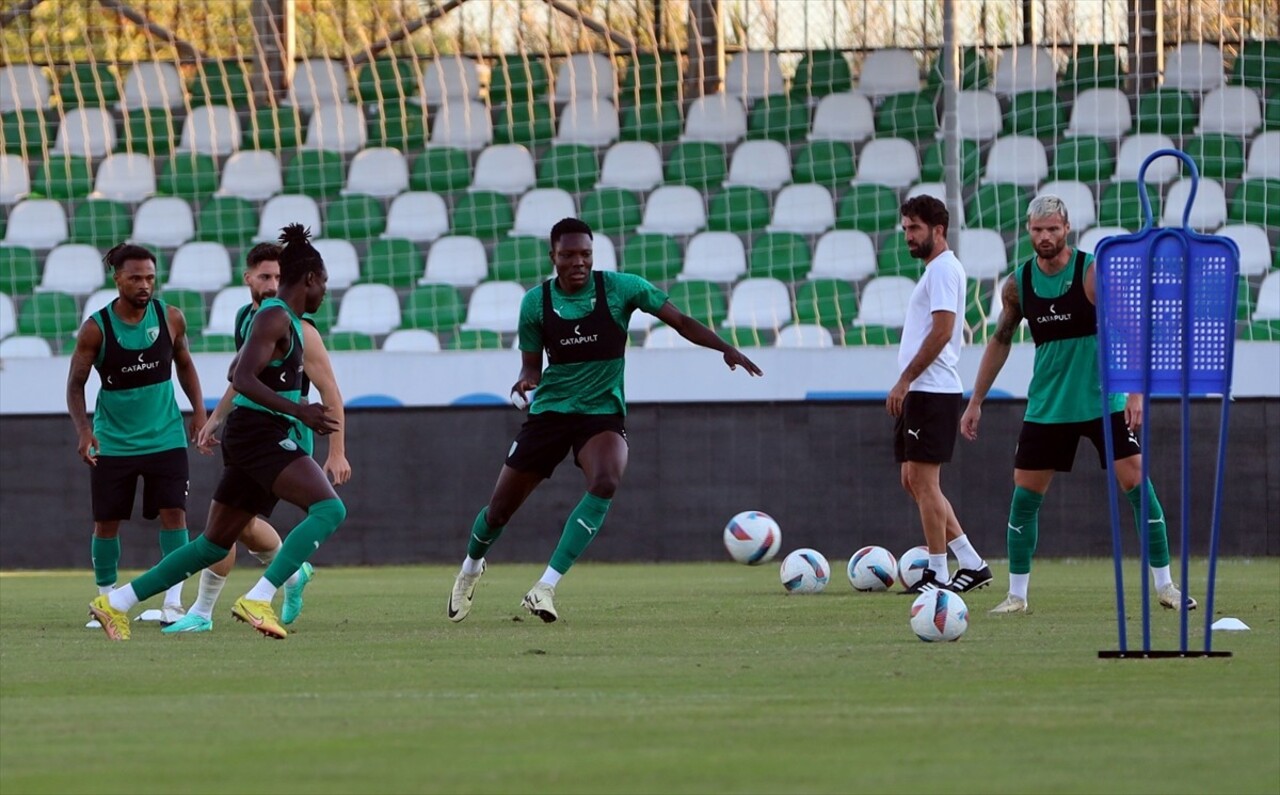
[{"xmin": 908, "ymin": 239, "xmax": 934, "ymax": 260}]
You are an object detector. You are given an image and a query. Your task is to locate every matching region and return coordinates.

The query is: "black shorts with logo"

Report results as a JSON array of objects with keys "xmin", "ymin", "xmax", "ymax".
[
  {"xmin": 505, "ymin": 411, "xmax": 627, "ymax": 479},
  {"xmin": 90, "ymin": 447, "xmax": 189, "ymax": 522},
  {"xmin": 894, "ymin": 391, "xmax": 963, "ymax": 464},
  {"xmin": 1014, "ymin": 411, "xmax": 1143, "ymax": 471},
  {"xmin": 212, "ymin": 407, "xmax": 306, "ymax": 517}
]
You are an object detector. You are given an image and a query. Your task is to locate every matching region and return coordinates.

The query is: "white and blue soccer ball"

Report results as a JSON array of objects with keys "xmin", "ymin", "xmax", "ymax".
[
  {"xmin": 847, "ymin": 545, "xmax": 898, "ymax": 591},
  {"xmin": 897, "ymin": 545, "xmax": 931, "ymax": 591},
  {"xmin": 910, "ymin": 589, "xmax": 969, "ymax": 642},
  {"xmin": 780, "ymin": 548, "xmax": 830, "ymax": 594},
  {"xmin": 723, "ymin": 511, "xmax": 782, "ymax": 565}
]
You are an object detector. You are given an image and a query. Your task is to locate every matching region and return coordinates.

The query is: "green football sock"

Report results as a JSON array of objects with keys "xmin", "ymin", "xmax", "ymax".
[
  {"xmin": 1125, "ymin": 480, "xmax": 1171, "ymax": 568},
  {"xmin": 159, "ymin": 528, "xmax": 189, "ymax": 558},
  {"xmin": 1007, "ymin": 486, "xmax": 1044, "ymax": 576},
  {"xmin": 549, "ymin": 492, "xmax": 612, "ymax": 575},
  {"xmin": 264, "ymin": 498, "xmax": 346, "ymax": 587},
  {"xmin": 131, "ymin": 536, "xmax": 231, "ymax": 601},
  {"xmin": 466, "ymin": 507, "xmax": 506, "ymax": 560},
  {"xmin": 91, "ymin": 536, "xmax": 120, "ymax": 588}
]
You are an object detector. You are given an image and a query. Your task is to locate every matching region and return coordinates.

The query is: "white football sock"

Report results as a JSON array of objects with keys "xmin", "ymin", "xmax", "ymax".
[
  {"xmin": 947, "ymin": 534, "xmax": 984, "ymax": 570},
  {"xmin": 1009, "ymin": 573, "xmax": 1030, "ymax": 600},
  {"xmin": 928, "ymin": 554, "xmax": 950, "ymax": 584},
  {"xmin": 251, "ymin": 544, "xmax": 279, "ymax": 566},
  {"xmin": 243, "ymin": 577, "xmax": 277, "ymax": 602},
  {"xmin": 1151, "ymin": 565, "xmax": 1173, "ymax": 590},
  {"xmin": 163, "ymin": 581, "xmax": 184, "ymax": 609},
  {"xmin": 538, "ymin": 567, "xmax": 562, "ymax": 587},
  {"xmin": 97, "ymin": 584, "xmax": 114, "ymax": 596},
  {"xmin": 190, "ymin": 570, "xmax": 227, "ymax": 620},
  {"xmin": 107, "ymin": 584, "xmax": 139, "ymax": 613},
  {"xmin": 461, "ymin": 556, "xmax": 484, "ymax": 576}
]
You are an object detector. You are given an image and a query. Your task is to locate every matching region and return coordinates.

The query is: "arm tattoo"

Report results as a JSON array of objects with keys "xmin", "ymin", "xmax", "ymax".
[{"xmin": 993, "ymin": 276, "xmax": 1023, "ymax": 345}]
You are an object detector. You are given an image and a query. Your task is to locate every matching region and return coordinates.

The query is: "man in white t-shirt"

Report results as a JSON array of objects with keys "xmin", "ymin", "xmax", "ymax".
[{"xmin": 888, "ymin": 195, "xmax": 992, "ymax": 595}]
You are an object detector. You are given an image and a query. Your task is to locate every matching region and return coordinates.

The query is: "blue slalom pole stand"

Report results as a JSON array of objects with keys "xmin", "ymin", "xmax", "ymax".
[{"xmin": 1093, "ymin": 149, "xmax": 1236, "ymax": 659}]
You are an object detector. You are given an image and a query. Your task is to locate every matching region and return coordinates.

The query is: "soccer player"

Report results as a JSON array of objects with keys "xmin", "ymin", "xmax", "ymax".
[
  {"xmin": 447, "ymin": 217, "xmax": 763, "ymax": 623},
  {"xmin": 888, "ymin": 196, "xmax": 991, "ymax": 595},
  {"xmin": 163, "ymin": 243, "xmax": 351, "ymax": 634},
  {"xmin": 66, "ymin": 243, "xmax": 207, "ymax": 627},
  {"xmin": 960, "ymin": 195, "xmax": 1196, "ymax": 615},
  {"xmin": 89, "ymin": 224, "xmax": 345, "ymax": 640}
]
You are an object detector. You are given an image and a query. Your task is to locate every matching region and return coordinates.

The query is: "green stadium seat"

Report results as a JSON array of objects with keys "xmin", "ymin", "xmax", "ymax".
[
  {"xmin": 1062, "ymin": 44, "xmax": 1125, "ymax": 91},
  {"xmin": 59, "ymin": 63, "xmax": 120, "ymax": 107},
  {"xmin": 493, "ymin": 100, "xmax": 557, "ymax": 147},
  {"xmin": 1239, "ymin": 319, "xmax": 1280, "ymax": 341},
  {"xmin": 1, "ymin": 109, "xmax": 47, "ymax": 157},
  {"xmin": 158, "ymin": 153, "xmax": 218, "ymax": 199},
  {"xmin": 791, "ymin": 50, "xmax": 853, "ymax": 99},
  {"xmin": 488, "ymin": 58, "xmax": 551, "ymax": 105},
  {"xmin": 621, "ymin": 52, "xmax": 682, "ymax": 102},
  {"xmin": 874, "ymin": 91, "xmax": 937, "ymax": 140},
  {"xmin": 792, "ymin": 140, "xmax": 855, "ymax": 187},
  {"xmin": 283, "ymin": 150, "xmax": 345, "ymax": 198},
  {"xmin": 746, "ymin": 96, "xmax": 809, "ymax": 143},
  {"xmin": 161, "ymin": 288, "xmax": 207, "ymax": 336},
  {"xmin": 403, "ymin": 285, "xmax": 465, "ymax": 332},
  {"xmin": 1266, "ymin": 93, "xmax": 1280, "ymax": 130},
  {"xmin": 966, "ymin": 183, "xmax": 1029, "ymax": 232},
  {"xmin": 620, "ymin": 99, "xmax": 683, "ymax": 144},
  {"xmin": 366, "ymin": 102, "xmax": 428, "ymax": 150},
  {"xmin": 920, "ymin": 139, "xmax": 980, "ymax": 184},
  {"xmin": 1136, "ymin": 89, "xmax": 1197, "ymax": 135},
  {"xmin": 835, "ymin": 184, "xmax": 900, "ymax": 234},
  {"xmin": 363, "ymin": 238, "xmax": 421, "ymax": 289},
  {"xmin": 926, "ymin": 47, "xmax": 989, "ymax": 91},
  {"xmin": 666, "ymin": 280, "xmax": 727, "ymax": 328},
  {"xmin": 749, "ymin": 232, "xmax": 811, "ymax": 280},
  {"xmin": 718, "ymin": 327, "xmax": 768, "ymax": 348},
  {"xmin": 1229, "ymin": 40, "xmax": 1280, "ymax": 90},
  {"xmin": 1237, "ymin": 277, "xmax": 1253, "ymax": 321},
  {"xmin": 537, "ymin": 144, "xmax": 599, "ymax": 192},
  {"xmin": 1051, "ymin": 137, "xmax": 1115, "ymax": 182},
  {"xmin": 446, "ymin": 329, "xmax": 505, "ymax": 350},
  {"xmin": 70, "ymin": 200, "xmax": 130, "ymax": 247},
  {"xmin": 353, "ymin": 59, "xmax": 418, "ymax": 104},
  {"xmin": 877, "ymin": 237, "xmax": 923, "ymax": 280},
  {"xmin": 845, "ymin": 324, "xmax": 901, "ymax": 345},
  {"xmin": 664, "ymin": 142, "xmax": 727, "ymax": 190},
  {"xmin": 0, "ymin": 248, "xmax": 40, "ymax": 296},
  {"xmin": 1098, "ymin": 182, "xmax": 1160, "ymax": 230},
  {"xmin": 973, "ymin": 321, "xmax": 1032, "ymax": 345},
  {"xmin": 964, "ymin": 278, "xmax": 996, "ymax": 331},
  {"xmin": 1229, "ymin": 179, "xmax": 1280, "ymax": 227},
  {"xmin": 452, "ymin": 191, "xmax": 514, "ymax": 239},
  {"xmin": 119, "ymin": 108, "xmax": 178, "ymax": 156},
  {"xmin": 794, "ymin": 279, "xmax": 858, "ymax": 330},
  {"xmin": 306, "ymin": 298, "xmax": 335, "ymax": 335},
  {"xmin": 620, "ymin": 234, "xmax": 682, "ymax": 283},
  {"xmin": 32, "ymin": 156, "xmax": 93, "ymax": 199},
  {"xmin": 189, "ymin": 61, "xmax": 251, "ymax": 108},
  {"xmin": 196, "ymin": 196, "xmax": 258, "ymax": 247},
  {"xmin": 1010, "ymin": 236, "xmax": 1035, "ymax": 269},
  {"xmin": 242, "ymin": 107, "xmax": 304, "ymax": 150},
  {"xmin": 326, "ymin": 331, "xmax": 376, "ymax": 351},
  {"xmin": 410, "ymin": 147, "xmax": 471, "ymax": 193},
  {"xmin": 325, "ymin": 195, "xmax": 386, "ymax": 240},
  {"xmin": 1004, "ymin": 91, "xmax": 1063, "ymax": 138},
  {"xmin": 581, "ymin": 188, "xmax": 642, "ymax": 237},
  {"xmin": 490, "ymin": 237, "xmax": 547, "ymax": 283},
  {"xmin": 1184, "ymin": 135, "xmax": 1246, "ymax": 181},
  {"xmin": 18, "ymin": 291, "xmax": 79, "ymax": 340},
  {"xmin": 706, "ymin": 186, "xmax": 770, "ymax": 233},
  {"xmin": 188, "ymin": 334, "xmax": 237, "ymax": 353}
]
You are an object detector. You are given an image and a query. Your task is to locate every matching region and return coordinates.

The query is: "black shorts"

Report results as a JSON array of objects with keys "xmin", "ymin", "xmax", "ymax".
[
  {"xmin": 212, "ymin": 408, "xmax": 307, "ymax": 517},
  {"xmin": 505, "ymin": 412, "xmax": 627, "ymax": 479},
  {"xmin": 1014, "ymin": 411, "xmax": 1143, "ymax": 472},
  {"xmin": 90, "ymin": 447, "xmax": 189, "ymax": 522},
  {"xmin": 894, "ymin": 391, "xmax": 962, "ymax": 464}
]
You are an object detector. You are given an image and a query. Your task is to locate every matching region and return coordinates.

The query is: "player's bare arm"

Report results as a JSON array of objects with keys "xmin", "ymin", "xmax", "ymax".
[
  {"xmin": 66, "ymin": 319, "xmax": 104, "ymax": 466},
  {"xmin": 962, "ymin": 276, "xmax": 1023, "ymax": 440},
  {"xmin": 168, "ymin": 304, "xmax": 207, "ymax": 442},
  {"xmin": 655, "ymin": 301, "xmax": 763, "ymax": 376},
  {"xmin": 887, "ymin": 309, "xmax": 954, "ymax": 418},
  {"xmin": 232, "ymin": 307, "xmax": 337, "ymax": 435},
  {"xmin": 302, "ymin": 322, "xmax": 351, "ymax": 484}
]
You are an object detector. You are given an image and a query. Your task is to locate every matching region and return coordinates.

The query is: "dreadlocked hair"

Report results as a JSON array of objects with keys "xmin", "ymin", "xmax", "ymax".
[{"xmin": 276, "ymin": 223, "xmax": 324, "ymax": 284}]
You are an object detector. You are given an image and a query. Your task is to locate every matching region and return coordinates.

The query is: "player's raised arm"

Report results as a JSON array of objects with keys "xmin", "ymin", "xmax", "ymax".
[
  {"xmin": 66, "ymin": 319, "xmax": 105, "ymax": 466},
  {"xmin": 962, "ymin": 275, "xmax": 1023, "ymax": 440},
  {"xmin": 654, "ymin": 301, "xmax": 763, "ymax": 376}
]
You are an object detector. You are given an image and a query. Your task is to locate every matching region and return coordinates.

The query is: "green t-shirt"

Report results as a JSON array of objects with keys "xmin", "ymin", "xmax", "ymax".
[
  {"xmin": 232, "ymin": 297, "xmax": 305, "ymax": 419},
  {"xmin": 518, "ymin": 271, "xmax": 668, "ymax": 415},
  {"xmin": 1016, "ymin": 254, "xmax": 1125, "ymax": 424},
  {"xmin": 91, "ymin": 299, "xmax": 187, "ymax": 456}
]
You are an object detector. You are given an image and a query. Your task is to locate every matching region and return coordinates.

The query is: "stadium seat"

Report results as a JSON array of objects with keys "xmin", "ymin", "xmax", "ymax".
[
  {"xmin": 904, "ymin": 183, "xmax": 967, "ymax": 227},
  {"xmin": 431, "ymin": 100, "xmax": 493, "ymax": 150},
  {"xmin": 774, "ymin": 324, "xmax": 835, "ymax": 348},
  {"xmin": 643, "ymin": 325, "xmax": 698, "ymax": 348},
  {"xmin": 596, "ymin": 141, "xmax": 663, "ymax": 191},
  {"xmin": 51, "ymin": 107, "xmax": 115, "ymax": 158},
  {"xmin": 1197, "ymin": 86, "xmax": 1262, "ymax": 136},
  {"xmin": 0, "ymin": 248, "xmax": 40, "ymax": 296},
  {"xmin": 537, "ymin": 143, "xmax": 599, "ymax": 192},
  {"xmin": 1004, "ymin": 90, "xmax": 1064, "ymax": 139},
  {"xmin": 312, "ymin": 239, "xmax": 361, "ymax": 288},
  {"xmin": 338, "ymin": 147, "xmax": 409, "ymax": 198},
  {"xmin": 1245, "ymin": 131, "xmax": 1280, "ymax": 179},
  {"xmin": 493, "ymin": 99, "xmax": 557, "ymax": 147},
  {"xmin": 724, "ymin": 278, "xmax": 791, "ymax": 330},
  {"xmin": 877, "ymin": 236, "xmax": 922, "ymax": 280},
  {"xmin": 118, "ymin": 62, "xmax": 183, "ymax": 110},
  {"xmin": 794, "ymin": 279, "xmax": 858, "ymax": 331},
  {"xmin": 956, "ymin": 229, "xmax": 1008, "ymax": 281},
  {"xmin": 681, "ymin": 94, "xmax": 747, "ymax": 144},
  {"xmin": 461, "ymin": 280, "xmax": 525, "ymax": 333},
  {"xmin": 365, "ymin": 102, "xmax": 429, "ymax": 150},
  {"xmin": 791, "ymin": 50, "xmax": 853, "ymax": 99},
  {"xmin": 32, "ymin": 155, "xmax": 93, "ymax": 199},
  {"xmin": 70, "ymin": 199, "xmax": 130, "ymax": 247},
  {"xmin": 1229, "ymin": 179, "xmax": 1280, "ymax": 227},
  {"xmin": 627, "ymin": 301, "xmax": 660, "ymax": 334},
  {"xmin": 1078, "ymin": 225, "xmax": 1131, "ymax": 254},
  {"xmin": 17, "ymin": 290, "xmax": 78, "ymax": 339},
  {"xmin": 195, "ymin": 196, "xmax": 257, "ymax": 247},
  {"xmin": 290, "ymin": 59, "xmax": 349, "ymax": 109},
  {"xmin": 384, "ymin": 192, "xmax": 450, "ymax": 242},
  {"xmin": 215, "ymin": 150, "xmax": 282, "ymax": 201},
  {"xmin": 853, "ymin": 138, "xmax": 919, "ymax": 189},
  {"xmin": 175, "ymin": 104, "xmax": 240, "ymax": 156},
  {"xmin": 926, "ymin": 46, "xmax": 991, "ymax": 91},
  {"xmin": 326, "ymin": 331, "xmax": 376, "ymax": 351},
  {"xmin": 445, "ymin": 328, "xmax": 504, "ymax": 350},
  {"xmin": 420, "ymin": 56, "xmax": 482, "ymax": 105},
  {"xmin": 0, "ymin": 335, "xmax": 53, "ymax": 357},
  {"xmin": 511, "ymin": 188, "xmax": 575, "ymax": 237},
  {"xmin": 966, "ymin": 183, "xmax": 1029, "ymax": 232},
  {"xmin": 331, "ymin": 283, "xmax": 400, "ymax": 336},
  {"xmin": 302, "ymin": 103, "xmax": 366, "ymax": 153},
  {"xmin": 91, "ymin": 153, "xmax": 155, "ymax": 202},
  {"xmin": 749, "ymin": 232, "xmax": 811, "ymax": 280},
  {"xmin": 992, "ymin": 46, "xmax": 1057, "ymax": 96},
  {"xmin": 420, "ymin": 236, "xmax": 488, "ymax": 287},
  {"xmin": 38, "ymin": 245, "xmax": 104, "ymax": 295},
  {"xmin": 190, "ymin": 60, "xmax": 251, "ymax": 109},
  {"xmin": 723, "ymin": 139, "xmax": 790, "ymax": 190},
  {"xmin": 1254, "ymin": 272, "xmax": 1280, "ymax": 321},
  {"xmin": 4, "ymin": 200, "xmax": 67, "ymax": 248},
  {"xmin": 1184, "ymin": 134, "xmax": 1245, "ymax": 180},
  {"xmin": 1, "ymin": 109, "xmax": 45, "ymax": 158},
  {"xmin": 679, "ymin": 232, "xmax": 747, "ymax": 282},
  {"xmin": 592, "ymin": 235, "xmax": 618, "ymax": 272},
  {"xmin": 410, "ymin": 148, "xmax": 471, "ymax": 193},
  {"xmin": 0, "ymin": 292, "xmax": 15, "ymax": 339},
  {"xmin": 168, "ymin": 242, "xmax": 233, "ymax": 291},
  {"xmin": 580, "ymin": 188, "xmax": 641, "ymax": 236},
  {"xmin": 1215, "ymin": 225, "xmax": 1273, "ymax": 277},
  {"xmin": 470, "ymin": 144, "xmax": 537, "ymax": 195},
  {"xmin": 983, "ymin": 135, "xmax": 1048, "ymax": 187},
  {"xmin": 808, "ymin": 92, "xmax": 875, "ymax": 143},
  {"xmin": 746, "ymin": 96, "xmax": 809, "ymax": 143},
  {"xmin": 792, "ymin": 141, "xmax": 855, "ymax": 188},
  {"xmin": 665, "ymin": 280, "xmax": 727, "ymax": 327},
  {"xmin": 242, "ymin": 106, "xmax": 304, "ymax": 150},
  {"xmin": 767, "ymin": 184, "xmax": 836, "ymax": 235},
  {"xmin": 117, "ymin": 107, "xmax": 175, "ymax": 157},
  {"xmin": 620, "ymin": 98, "xmax": 683, "ymax": 144},
  {"xmin": 724, "ymin": 51, "xmax": 784, "ymax": 103},
  {"xmin": 955, "ymin": 90, "xmax": 1002, "ymax": 141},
  {"xmin": 835, "ymin": 184, "xmax": 899, "ymax": 233},
  {"xmin": 1163, "ymin": 43, "xmax": 1225, "ymax": 93},
  {"xmin": 1136, "ymin": 89, "xmax": 1197, "ymax": 135},
  {"xmin": 491, "ymin": 237, "xmax": 547, "ymax": 283},
  {"xmin": 636, "ymin": 185, "xmax": 706, "ymax": 236},
  {"xmin": 80, "ymin": 287, "xmax": 118, "ymax": 324},
  {"xmin": 360, "ymin": 238, "xmax": 418, "ymax": 288},
  {"xmin": 706, "ymin": 186, "xmax": 770, "ymax": 234},
  {"xmin": 382, "ymin": 329, "xmax": 441, "ymax": 353},
  {"xmin": 1063, "ymin": 44, "xmax": 1125, "ymax": 91},
  {"xmin": 0, "ymin": 154, "xmax": 30, "ymax": 204},
  {"xmin": 283, "ymin": 149, "xmax": 346, "ymax": 198},
  {"xmin": 489, "ymin": 57, "xmax": 551, "ymax": 105},
  {"xmin": 874, "ymin": 91, "xmax": 937, "ymax": 140},
  {"xmin": 1051, "ymin": 137, "xmax": 1115, "ymax": 182},
  {"xmin": 1, "ymin": 65, "xmax": 51, "ymax": 111},
  {"xmin": 1065, "ymin": 89, "xmax": 1133, "ymax": 139},
  {"xmin": 854, "ymin": 276, "xmax": 915, "ymax": 327},
  {"xmin": 1114, "ymin": 134, "xmax": 1179, "ymax": 183},
  {"xmin": 620, "ymin": 234, "xmax": 682, "ymax": 283},
  {"xmin": 352, "ymin": 58, "xmax": 416, "ymax": 105},
  {"xmin": 920, "ymin": 139, "xmax": 981, "ymax": 185},
  {"xmin": 664, "ymin": 142, "xmax": 727, "ymax": 190},
  {"xmin": 1162, "ymin": 177, "xmax": 1227, "ymax": 230},
  {"xmin": 553, "ymin": 99, "xmax": 619, "ymax": 147},
  {"xmin": 158, "ymin": 288, "xmax": 206, "ymax": 336},
  {"xmin": 452, "ymin": 191, "xmax": 514, "ymax": 239},
  {"xmin": 159, "ymin": 152, "xmax": 218, "ymax": 199},
  {"xmin": 1097, "ymin": 183, "xmax": 1159, "ymax": 230},
  {"xmin": 402, "ymin": 284, "xmax": 467, "ymax": 332},
  {"xmin": 857, "ymin": 49, "xmax": 921, "ymax": 98},
  {"xmin": 256, "ymin": 195, "xmax": 322, "ymax": 242},
  {"xmin": 620, "ymin": 52, "xmax": 682, "ymax": 103},
  {"xmin": 325, "ymin": 195, "xmax": 386, "ymax": 240},
  {"xmin": 809, "ymin": 230, "xmax": 876, "ymax": 281},
  {"xmin": 1036, "ymin": 180, "xmax": 1097, "ymax": 230},
  {"xmin": 554, "ymin": 53, "xmax": 616, "ymax": 102},
  {"xmin": 204, "ymin": 286, "xmax": 251, "ymax": 335}
]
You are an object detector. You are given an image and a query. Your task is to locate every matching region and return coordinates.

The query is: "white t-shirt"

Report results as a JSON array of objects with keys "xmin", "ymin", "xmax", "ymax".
[{"xmin": 897, "ymin": 249, "xmax": 966, "ymax": 393}]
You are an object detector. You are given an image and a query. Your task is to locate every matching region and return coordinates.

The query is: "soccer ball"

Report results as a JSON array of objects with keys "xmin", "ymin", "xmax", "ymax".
[
  {"xmin": 910, "ymin": 589, "xmax": 969, "ymax": 642},
  {"xmin": 897, "ymin": 545, "xmax": 930, "ymax": 591},
  {"xmin": 780, "ymin": 548, "xmax": 830, "ymax": 594},
  {"xmin": 847, "ymin": 545, "xmax": 898, "ymax": 591},
  {"xmin": 722, "ymin": 511, "xmax": 781, "ymax": 565}
]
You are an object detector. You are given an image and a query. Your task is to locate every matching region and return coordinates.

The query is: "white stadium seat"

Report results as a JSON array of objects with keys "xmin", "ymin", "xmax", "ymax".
[
  {"xmin": 554, "ymin": 53, "xmax": 616, "ymax": 102},
  {"xmin": 384, "ymin": 192, "xmax": 451, "ymax": 243},
  {"xmin": 81, "ymin": 288, "xmax": 118, "ymax": 324},
  {"xmin": 420, "ymin": 56, "xmax": 482, "ymax": 105},
  {"xmin": 1214, "ymin": 225, "xmax": 1273, "ymax": 277},
  {"xmin": 983, "ymin": 135, "xmax": 1048, "ymax": 187},
  {"xmin": 554, "ymin": 99, "xmax": 620, "ymax": 147},
  {"xmin": 592, "ymin": 235, "xmax": 618, "ymax": 272},
  {"xmin": 205, "ymin": 286, "xmax": 251, "ymax": 335},
  {"xmin": 1078, "ymin": 226, "xmax": 1129, "ymax": 254},
  {"xmin": 957, "ymin": 229, "xmax": 1009, "ymax": 281},
  {"xmin": 1162, "ymin": 178, "xmax": 1228, "ymax": 231},
  {"xmin": 853, "ymin": 276, "xmax": 916, "ymax": 327},
  {"xmin": 38, "ymin": 245, "xmax": 104, "ymax": 295},
  {"xmin": 178, "ymin": 105, "xmax": 241, "ymax": 156},
  {"xmin": 3, "ymin": 200, "xmax": 68, "ymax": 248},
  {"xmin": 810, "ymin": 230, "xmax": 877, "ymax": 282},
  {"xmin": 1197, "ymin": 86, "xmax": 1262, "ymax": 136},
  {"xmin": 992, "ymin": 46, "xmax": 1057, "ymax": 96},
  {"xmin": 331, "ymin": 283, "xmax": 401, "ymax": 335},
  {"xmin": 724, "ymin": 140, "xmax": 790, "ymax": 191},
  {"xmin": 724, "ymin": 278, "xmax": 792, "ymax": 329},
  {"xmin": 131, "ymin": 197, "xmax": 195, "ymax": 248},
  {"xmin": 420, "ymin": 236, "xmax": 488, "ymax": 287},
  {"xmin": 857, "ymin": 49, "xmax": 920, "ymax": 98},
  {"xmin": 853, "ymin": 138, "xmax": 920, "ymax": 189},
  {"xmin": 0, "ymin": 292, "xmax": 16, "ymax": 339},
  {"xmin": 0, "ymin": 154, "xmax": 31, "ymax": 205},
  {"xmin": 643, "ymin": 325, "xmax": 697, "ymax": 348},
  {"xmin": 257, "ymin": 195, "xmax": 321, "ymax": 242},
  {"xmin": 51, "ymin": 107, "xmax": 115, "ymax": 158},
  {"xmin": 1114, "ymin": 134, "xmax": 1179, "ymax": 183},
  {"xmin": 724, "ymin": 51, "xmax": 784, "ymax": 103},
  {"xmin": 511, "ymin": 188, "xmax": 576, "ymax": 238},
  {"xmin": 679, "ymin": 232, "xmax": 747, "ymax": 282},
  {"xmin": 469, "ymin": 144, "xmax": 537, "ymax": 195},
  {"xmin": 1253, "ymin": 272, "xmax": 1280, "ymax": 321},
  {"xmin": 775, "ymin": 324, "xmax": 835, "ymax": 348},
  {"xmin": 1065, "ymin": 88, "xmax": 1133, "ymax": 139},
  {"xmin": 461, "ymin": 281, "xmax": 525, "ymax": 333},
  {"xmin": 168, "ymin": 242, "xmax": 233, "ymax": 292},
  {"xmin": 767, "ymin": 185, "xmax": 835, "ymax": 235},
  {"xmin": 1163, "ymin": 43, "xmax": 1225, "ymax": 93},
  {"xmin": 343, "ymin": 147, "xmax": 410, "ymax": 198},
  {"xmin": 91, "ymin": 153, "xmax": 156, "ymax": 202},
  {"xmin": 596, "ymin": 142, "xmax": 664, "ymax": 191},
  {"xmin": 955, "ymin": 90, "xmax": 1003, "ymax": 141},
  {"xmin": 429, "ymin": 100, "xmax": 493, "ymax": 150},
  {"xmin": 808, "ymin": 92, "xmax": 875, "ymax": 143},
  {"xmin": 312, "ymin": 239, "xmax": 360, "ymax": 289},
  {"xmin": 382, "ymin": 329, "xmax": 441, "ymax": 353},
  {"xmin": 301, "ymin": 103, "xmax": 367, "ymax": 153},
  {"xmin": 1246, "ymin": 132, "xmax": 1280, "ymax": 180},
  {"xmin": 635, "ymin": 186, "xmax": 706, "ymax": 236},
  {"xmin": 681, "ymin": 94, "xmax": 747, "ymax": 144},
  {"xmin": 0, "ymin": 335, "xmax": 54, "ymax": 358},
  {"xmin": 1036, "ymin": 180, "xmax": 1098, "ymax": 230},
  {"xmin": 216, "ymin": 151, "xmax": 283, "ymax": 201},
  {"xmin": 120, "ymin": 62, "xmax": 185, "ymax": 109},
  {"xmin": 290, "ymin": 59, "xmax": 349, "ymax": 109},
  {"xmin": 0, "ymin": 64, "xmax": 51, "ymax": 111}
]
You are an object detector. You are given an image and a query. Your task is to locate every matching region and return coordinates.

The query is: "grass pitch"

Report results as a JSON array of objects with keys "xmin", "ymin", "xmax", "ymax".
[{"xmin": 1, "ymin": 559, "xmax": 1277, "ymax": 795}]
